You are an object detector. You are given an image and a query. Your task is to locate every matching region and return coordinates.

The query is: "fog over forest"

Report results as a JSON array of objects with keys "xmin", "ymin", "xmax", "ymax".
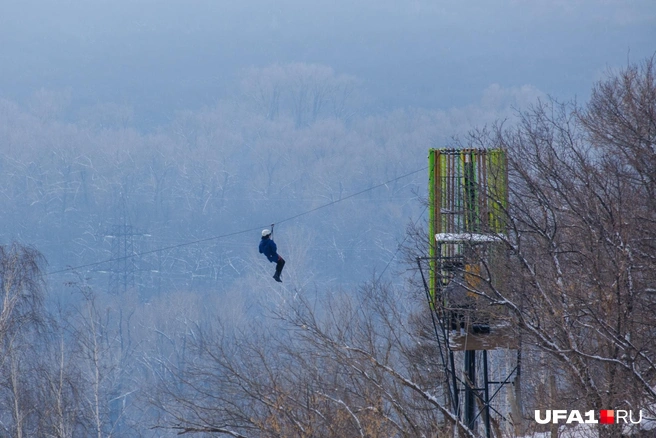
[
  {"xmin": 2, "ymin": 0, "xmax": 655, "ymax": 123},
  {"xmin": 0, "ymin": 1, "xmax": 655, "ymax": 436}
]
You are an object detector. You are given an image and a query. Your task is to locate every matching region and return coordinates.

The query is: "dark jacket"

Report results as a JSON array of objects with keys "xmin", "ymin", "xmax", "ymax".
[{"xmin": 259, "ymin": 237, "xmax": 279, "ymax": 263}]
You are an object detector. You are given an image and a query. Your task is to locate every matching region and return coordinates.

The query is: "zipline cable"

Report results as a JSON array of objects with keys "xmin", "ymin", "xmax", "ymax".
[
  {"xmin": 343, "ymin": 204, "xmax": 428, "ymax": 337},
  {"xmin": 47, "ymin": 166, "xmax": 428, "ymax": 276},
  {"xmin": 376, "ymin": 204, "xmax": 428, "ymax": 283},
  {"xmin": 274, "ymin": 167, "xmax": 427, "ymax": 227}
]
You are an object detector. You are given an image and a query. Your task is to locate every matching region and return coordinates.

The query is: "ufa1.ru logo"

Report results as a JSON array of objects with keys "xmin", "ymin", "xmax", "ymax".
[{"xmin": 534, "ymin": 410, "xmax": 643, "ymax": 424}]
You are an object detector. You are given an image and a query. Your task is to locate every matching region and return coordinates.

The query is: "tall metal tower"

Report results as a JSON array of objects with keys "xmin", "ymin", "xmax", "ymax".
[
  {"xmin": 104, "ymin": 191, "xmax": 151, "ymax": 295},
  {"xmin": 107, "ymin": 223, "xmax": 140, "ymax": 295},
  {"xmin": 422, "ymin": 148, "xmax": 519, "ymax": 437}
]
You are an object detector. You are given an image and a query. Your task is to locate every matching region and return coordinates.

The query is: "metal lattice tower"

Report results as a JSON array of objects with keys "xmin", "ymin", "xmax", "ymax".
[
  {"xmin": 423, "ymin": 148, "xmax": 519, "ymax": 438},
  {"xmin": 107, "ymin": 224, "xmax": 137, "ymax": 295}
]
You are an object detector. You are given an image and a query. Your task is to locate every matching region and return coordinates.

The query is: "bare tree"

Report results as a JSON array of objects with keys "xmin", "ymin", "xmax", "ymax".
[
  {"xmin": 239, "ymin": 63, "xmax": 360, "ymax": 126},
  {"xmin": 0, "ymin": 244, "xmax": 47, "ymax": 437},
  {"xmin": 64, "ymin": 284, "xmax": 141, "ymax": 438},
  {"xmin": 437, "ymin": 58, "xmax": 656, "ymax": 438},
  {"xmin": 580, "ymin": 57, "xmax": 656, "ymax": 206},
  {"xmin": 0, "ymin": 243, "xmax": 45, "ymax": 339},
  {"xmin": 150, "ymin": 280, "xmax": 482, "ymax": 437}
]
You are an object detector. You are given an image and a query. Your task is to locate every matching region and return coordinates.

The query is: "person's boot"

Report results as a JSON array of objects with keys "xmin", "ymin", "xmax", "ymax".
[{"xmin": 273, "ymin": 258, "xmax": 285, "ymax": 282}]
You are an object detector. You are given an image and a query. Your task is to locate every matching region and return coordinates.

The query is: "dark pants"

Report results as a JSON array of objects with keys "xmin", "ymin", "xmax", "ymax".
[{"xmin": 274, "ymin": 257, "xmax": 285, "ymax": 278}]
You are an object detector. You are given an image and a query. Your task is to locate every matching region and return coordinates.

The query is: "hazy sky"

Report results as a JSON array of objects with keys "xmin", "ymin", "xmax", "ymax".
[{"xmin": 1, "ymin": 0, "xmax": 654, "ymax": 124}]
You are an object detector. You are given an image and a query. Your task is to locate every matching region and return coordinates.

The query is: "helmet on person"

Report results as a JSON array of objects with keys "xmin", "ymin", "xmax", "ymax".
[{"xmin": 262, "ymin": 229, "xmax": 272, "ymax": 237}]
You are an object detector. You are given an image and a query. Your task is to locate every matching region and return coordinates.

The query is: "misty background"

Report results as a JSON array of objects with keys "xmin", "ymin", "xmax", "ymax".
[
  {"xmin": 2, "ymin": 0, "xmax": 654, "ymax": 124},
  {"xmin": 0, "ymin": 0, "xmax": 655, "ymax": 436},
  {"xmin": 1, "ymin": 0, "xmax": 655, "ymax": 295}
]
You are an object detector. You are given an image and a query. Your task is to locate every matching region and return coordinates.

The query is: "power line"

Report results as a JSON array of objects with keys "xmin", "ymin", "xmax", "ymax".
[{"xmin": 47, "ymin": 166, "xmax": 428, "ymax": 276}]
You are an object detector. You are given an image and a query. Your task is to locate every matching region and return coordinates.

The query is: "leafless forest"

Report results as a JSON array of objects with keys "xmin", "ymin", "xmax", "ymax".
[{"xmin": 0, "ymin": 55, "xmax": 654, "ymax": 437}]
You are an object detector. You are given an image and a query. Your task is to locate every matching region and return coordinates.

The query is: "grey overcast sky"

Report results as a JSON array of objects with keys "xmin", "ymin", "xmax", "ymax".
[{"xmin": 1, "ymin": 0, "xmax": 654, "ymax": 124}]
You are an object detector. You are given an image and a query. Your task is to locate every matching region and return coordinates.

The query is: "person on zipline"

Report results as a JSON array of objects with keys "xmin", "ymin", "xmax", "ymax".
[{"xmin": 259, "ymin": 229, "xmax": 285, "ymax": 282}]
